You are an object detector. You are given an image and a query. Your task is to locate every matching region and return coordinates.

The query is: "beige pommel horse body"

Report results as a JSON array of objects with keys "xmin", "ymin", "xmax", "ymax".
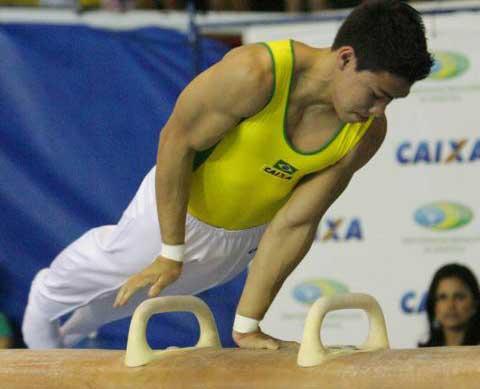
[{"xmin": 1, "ymin": 293, "xmax": 480, "ymax": 388}]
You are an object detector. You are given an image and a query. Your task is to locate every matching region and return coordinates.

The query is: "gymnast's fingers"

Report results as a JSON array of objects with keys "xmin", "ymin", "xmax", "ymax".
[
  {"xmin": 113, "ymin": 276, "xmax": 152, "ymax": 308},
  {"xmin": 148, "ymin": 276, "xmax": 169, "ymax": 297}
]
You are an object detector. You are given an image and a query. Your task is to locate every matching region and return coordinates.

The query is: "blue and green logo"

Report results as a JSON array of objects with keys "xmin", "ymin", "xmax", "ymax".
[
  {"xmin": 414, "ymin": 202, "xmax": 473, "ymax": 231},
  {"xmin": 429, "ymin": 51, "xmax": 469, "ymax": 80},
  {"xmin": 273, "ymin": 159, "xmax": 298, "ymax": 175},
  {"xmin": 293, "ymin": 279, "xmax": 349, "ymax": 305}
]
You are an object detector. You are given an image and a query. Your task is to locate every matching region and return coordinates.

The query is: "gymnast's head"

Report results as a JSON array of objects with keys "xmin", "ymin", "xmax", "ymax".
[{"xmin": 329, "ymin": 0, "xmax": 434, "ymax": 123}]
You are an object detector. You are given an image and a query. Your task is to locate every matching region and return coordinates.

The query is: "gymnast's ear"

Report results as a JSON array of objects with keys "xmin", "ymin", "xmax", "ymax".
[{"xmin": 336, "ymin": 46, "xmax": 356, "ymax": 70}]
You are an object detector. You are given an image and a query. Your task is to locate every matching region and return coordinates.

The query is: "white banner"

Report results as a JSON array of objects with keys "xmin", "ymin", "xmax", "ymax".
[{"xmin": 244, "ymin": 9, "xmax": 480, "ymax": 348}]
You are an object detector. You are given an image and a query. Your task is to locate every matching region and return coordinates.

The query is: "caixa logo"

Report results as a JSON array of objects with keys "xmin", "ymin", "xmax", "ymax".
[
  {"xmin": 401, "ymin": 291, "xmax": 427, "ymax": 314},
  {"xmin": 415, "ymin": 202, "xmax": 473, "ymax": 231},
  {"xmin": 397, "ymin": 139, "xmax": 480, "ymax": 164},
  {"xmin": 316, "ymin": 217, "xmax": 363, "ymax": 241},
  {"xmin": 428, "ymin": 51, "xmax": 469, "ymax": 80},
  {"xmin": 293, "ymin": 279, "xmax": 349, "ymax": 305}
]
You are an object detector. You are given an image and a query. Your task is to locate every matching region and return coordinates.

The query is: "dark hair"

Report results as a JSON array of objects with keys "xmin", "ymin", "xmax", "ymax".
[
  {"xmin": 332, "ymin": 0, "xmax": 434, "ymax": 84},
  {"xmin": 419, "ymin": 263, "xmax": 480, "ymax": 347}
]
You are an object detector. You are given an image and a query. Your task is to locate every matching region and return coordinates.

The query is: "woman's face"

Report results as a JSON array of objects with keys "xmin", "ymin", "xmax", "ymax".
[{"xmin": 434, "ymin": 277, "xmax": 477, "ymax": 331}]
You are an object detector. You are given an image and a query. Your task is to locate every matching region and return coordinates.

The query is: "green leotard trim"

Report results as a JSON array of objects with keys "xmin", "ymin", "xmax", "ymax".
[
  {"xmin": 282, "ymin": 39, "xmax": 345, "ymax": 156},
  {"xmin": 193, "ymin": 42, "xmax": 278, "ymax": 172},
  {"xmin": 259, "ymin": 42, "xmax": 276, "ymax": 108}
]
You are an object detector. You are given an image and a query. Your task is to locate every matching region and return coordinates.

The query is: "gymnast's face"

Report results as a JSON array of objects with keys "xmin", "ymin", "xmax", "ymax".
[
  {"xmin": 434, "ymin": 277, "xmax": 477, "ymax": 331},
  {"xmin": 331, "ymin": 47, "xmax": 411, "ymax": 123}
]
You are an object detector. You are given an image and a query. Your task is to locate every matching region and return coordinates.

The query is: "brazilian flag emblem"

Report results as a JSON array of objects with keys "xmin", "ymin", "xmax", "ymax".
[{"xmin": 273, "ymin": 160, "xmax": 298, "ymax": 175}]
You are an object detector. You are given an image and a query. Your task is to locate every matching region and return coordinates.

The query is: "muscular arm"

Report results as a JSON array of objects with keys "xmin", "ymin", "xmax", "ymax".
[
  {"xmin": 155, "ymin": 44, "xmax": 273, "ymax": 244},
  {"xmin": 114, "ymin": 44, "xmax": 274, "ymax": 307},
  {"xmin": 236, "ymin": 116, "xmax": 387, "ymax": 322}
]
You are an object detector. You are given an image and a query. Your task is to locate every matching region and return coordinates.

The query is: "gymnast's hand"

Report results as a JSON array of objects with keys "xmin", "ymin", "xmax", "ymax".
[
  {"xmin": 113, "ymin": 256, "xmax": 183, "ymax": 308},
  {"xmin": 232, "ymin": 329, "xmax": 280, "ymax": 350}
]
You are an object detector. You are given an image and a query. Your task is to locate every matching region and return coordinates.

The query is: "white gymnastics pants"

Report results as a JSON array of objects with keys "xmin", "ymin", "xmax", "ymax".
[{"xmin": 22, "ymin": 166, "xmax": 266, "ymax": 348}]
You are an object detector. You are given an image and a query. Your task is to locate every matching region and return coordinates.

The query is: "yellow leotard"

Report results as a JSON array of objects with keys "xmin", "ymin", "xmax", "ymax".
[{"xmin": 188, "ymin": 40, "xmax": 373, "ymax": 230}]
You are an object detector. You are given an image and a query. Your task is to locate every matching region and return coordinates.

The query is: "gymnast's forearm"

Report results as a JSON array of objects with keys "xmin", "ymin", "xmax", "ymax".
[
  {"xmin": 155, "ymin": 129, "xmax": 195, "ymax": 245},
  {"xmin": 236, "ymin": 220, "xmax": 318, "ymax": 321}
]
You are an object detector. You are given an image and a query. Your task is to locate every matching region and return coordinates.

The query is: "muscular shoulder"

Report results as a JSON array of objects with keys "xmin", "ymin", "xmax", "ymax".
[
  {"xmin": 222, "ymin": 43, "xmax": 273, "ymax": 77},
  {"xmin": 173, "ymin": 43, "xmax": 274, "ymax": 124},
  {"xmin": 217, "ymin": 44, "xmax": 274, "ymax": 116},
  {"xmin": 165, "ymin": 43, "xmax": 276, "ymax": 151},
  {"xmin": 338, "ymin": 115, "xmax": 388, "ymax": 173}
]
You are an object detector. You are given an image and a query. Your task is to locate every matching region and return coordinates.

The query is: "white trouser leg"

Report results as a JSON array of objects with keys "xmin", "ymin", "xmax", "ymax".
[
  {"xmin": 60, "ymin": 290, "xmax": 149, "ymax": 347},
  {"xmin": 21, "ymin": 166, "xmax": 266, "ymax": 349},
  {"xmin": 22, "ymin": 303, "xmax": 63, "ymax": 349},
  {"xmin": 22, "ymin": 167, "xmax": 160, "ymax": 349}
]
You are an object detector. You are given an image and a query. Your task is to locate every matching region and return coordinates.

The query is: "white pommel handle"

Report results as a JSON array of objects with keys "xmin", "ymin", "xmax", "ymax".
[
  {"xmin": 297, "ymin": 293, "xmax": 390, "ymax": 367},
  {"xmin": 125, "ymin": 296, "xmax": 221, "ymax": 367}
]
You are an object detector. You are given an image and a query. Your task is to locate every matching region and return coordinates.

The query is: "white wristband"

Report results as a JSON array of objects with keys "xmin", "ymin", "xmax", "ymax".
[
  {"xmin": 161, "ymin": 243, "xmax": 185, "ymax": 262},
  {"xmin": 233, "ymin": 314, "xmax": 259, "ymax": 333}
]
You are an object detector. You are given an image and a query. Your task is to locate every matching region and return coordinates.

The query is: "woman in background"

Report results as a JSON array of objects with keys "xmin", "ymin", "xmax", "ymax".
[{"xmin": 420, "ymin": 263, "xmax": 480, "ymax": 347}]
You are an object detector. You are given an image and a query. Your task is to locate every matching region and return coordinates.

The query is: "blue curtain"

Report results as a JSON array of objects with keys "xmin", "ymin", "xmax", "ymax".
[{"xmin": 0, "ymin": 23, "xmax": 244, "ymax": 348}]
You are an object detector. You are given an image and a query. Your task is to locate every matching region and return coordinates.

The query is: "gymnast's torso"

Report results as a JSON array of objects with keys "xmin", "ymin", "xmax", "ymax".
[{"xmin": 187, "ymin": 40, "xmax": 374, "ymax": 230}]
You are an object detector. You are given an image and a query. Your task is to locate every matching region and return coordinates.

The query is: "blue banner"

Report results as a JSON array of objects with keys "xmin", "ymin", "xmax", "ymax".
[{"xmin": 0, "ymin": 23, "xmax": 241, "ymax": 348}]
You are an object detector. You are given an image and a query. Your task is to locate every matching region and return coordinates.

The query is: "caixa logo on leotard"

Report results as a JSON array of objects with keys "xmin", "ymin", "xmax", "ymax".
[
  {"xmin": 293, "ymin": 279, "xmax": 350, "ymax": 305},
  {"xmin": 396, "ymin": 139, "xmax": 480, "ymax": 164},
  {"xmin": 263, "ymin": 159, "xmax": 298, "ymax": 180},
  {"xmin": 315, "ymin": 217, "xmax": 364, "ymax": 242},
  {"xmin": 400, "ymin": 290, "xmax": 427, "ymax": 314}
]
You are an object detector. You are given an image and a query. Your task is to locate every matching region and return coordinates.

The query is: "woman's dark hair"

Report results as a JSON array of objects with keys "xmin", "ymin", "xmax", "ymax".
[
  {"xmin": 332, "ymin": 0, "xmax": 434, "ymax": 84},
  {"xmin": 419, "ymin": 263, "xmax": 480, "ymax": 347}
]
